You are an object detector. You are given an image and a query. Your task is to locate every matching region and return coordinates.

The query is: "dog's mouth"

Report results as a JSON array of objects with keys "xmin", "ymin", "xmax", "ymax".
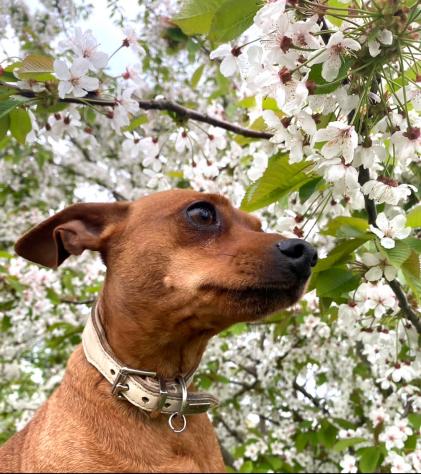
[
  {"xmin": 200, "ymin": 281, "xmax": 305, "ymax": 301},
  {"xmin": 199, "ymin": 283, "xmax": 298, "ymax": 299}
]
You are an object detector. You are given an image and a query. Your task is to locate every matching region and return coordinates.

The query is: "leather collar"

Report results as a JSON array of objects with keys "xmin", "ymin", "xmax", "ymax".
[{"xmin": 82, "ymin": 303, "xmax": 218, "ymax": 420}]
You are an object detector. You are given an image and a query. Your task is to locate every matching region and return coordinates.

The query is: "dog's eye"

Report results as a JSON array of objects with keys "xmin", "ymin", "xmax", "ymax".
[{"xmin": 186, "ymin": 202, "xmax": 218, "ymax": 227}]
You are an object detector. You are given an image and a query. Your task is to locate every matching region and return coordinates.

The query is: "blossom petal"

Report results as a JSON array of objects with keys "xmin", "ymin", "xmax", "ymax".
[
  {"xmin": 378, "ymin": 29, "xmax": 393, "ymax": 45},
  {"xmin": 376, "ymin": 213, "xmax": 389, "ymax": 232},
  {"xmin": 263, "ymin": 110, "xmax": 281, "ymax": 128},
  {"xmin": 220, "ymin": 56, "xmax": 237, "ymax": 77},
  {"xmin": 361, "ymin": 252, "xmax": 380, "ymax": 266},
  {"xmin": 70, "ymin": 58, "xmax": 90, "ymax": 77},
  {"xmin": 342, "ymin": 38, "xmax": 361, "ymax": 51},
  {"xmin": 322, "ymin": 54, "xmax": 341, "ymax": 82},
  {"xmin": 79, "ymin": 76, "xmax": 99, "ymax": 92},
  {"xmin": 54, "ymin": 60, "xmax": 71, "ymax": 80},
  {"xmin": 58, "ymin": 81, "xmax": 72, "ymax": 98},
  {"xmin": 90, "ymin": 51, "xmax": 109, "ymax": 70},
  {"xmin": 365, "ymin": 267, "xmax": 382, "ymax": 281},
  {"xmin": 368, "ymin": 39, "xmax": 380, "ymax": 57},
  {"xmin": 369, "ymin": 225, "xmax": 384, "ymax": 239},
  {"xmin": 210, "ymin": 44, "xmax": 231, "ymax": 60},
  {"xmin": 390, "ymin": 214, "xmax": 407, "ymax": 232},
  {"xmin": 72, "ymin": 85, "xmax": 88, "ymax": 97},
  {"xmin": 384, "ymin": 266, "xmax": 397, "ymax": 281},
  {"xmin": 381, "ymin": 237, "xmax": 395, "ymax": 249}
]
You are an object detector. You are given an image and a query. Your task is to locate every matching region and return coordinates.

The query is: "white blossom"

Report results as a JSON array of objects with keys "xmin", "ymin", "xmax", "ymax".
[
  {"xmin": 54, "ymin": 58, "xmax": 99, "ymax": 98},
  {"xmin": 370, "ymin": 213, "xmax": 411, "ymax": 249},
  {"xmin": 310, "ymin": 31, "xmax": 361, "ymax": 81}
]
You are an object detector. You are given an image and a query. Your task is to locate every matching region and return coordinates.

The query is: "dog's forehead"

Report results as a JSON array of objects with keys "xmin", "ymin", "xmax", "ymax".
[
  {"xmin": 130, "ymin": 189, "xmax": 230, "ymax": 214},
  {"xmin": 128, "ymin": 189, "xmax": 260, "ymax": 229}
]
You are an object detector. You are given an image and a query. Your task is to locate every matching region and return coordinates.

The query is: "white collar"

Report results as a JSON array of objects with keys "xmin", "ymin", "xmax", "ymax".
[{"xmin": 82, "ymin": 303, "xmax": 218, "ymax": 431}]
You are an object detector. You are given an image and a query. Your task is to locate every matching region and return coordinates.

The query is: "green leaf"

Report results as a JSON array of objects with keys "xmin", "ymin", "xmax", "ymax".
[
  {"xmin": 122, "ymin": 114, "xmax": 148, "ymax": 132},
  {"xmin": 382, "ymin": 240, "xmax": 411, "ymax": 268},
  {"xmin": 238, "ymin": 96, "xmax": 256, "ymax": 109},
  {"xmin": 408, "ymin": 413, "xmax": 421, "ymax": 431},
  {"xmin": 402, "ymin": 251, "xmax": 421, "ymax": 302},
  {"xmin": 262, "ymin": 97, "xmax": 279, "ymax": 111},
  {"xmin": 0, "ymin": 251, "xmax": 13, "ymax": 259},
  {"xmin": 318, "ymin": 420, "xmax": 338, "ymax": 449},
  {"xmin": 85, "ymin": 107, "xmax": 96, "ymax": 126},
  {"xmin": 15, "ymin": 55, "xmax": 55, "ymax": 81},
  {"xmin": 299, "ymin": 177, "xmax": 322, "ymax": 203},
  {"xmin": 191, "ymin": 64, "xmax": 205, "ymax": 88},
  {"xmin": 0, "ymin": 97, "xmax": 31, "ymax": 119},
  {"xmin": 173, "ymin": 0, "xmax": 225, "ymax": 35},
  {"xmin": 308, "ymin": 59, "xmax": 351, "ymax": 93},
  {"xmin": 240, "ymin": 153, "xmax": 314, "ymax": 212},
  {"xmin": 333, "ymin": 437, "xmax": 367, "ymax": 452},
  {"xmin": 295, "ymin": 432, "xmax": 310, "ymax": 452},
  {"xmin": 406, "ymin": 237, "xmax": 421, "ymax": 254},
  {"xmin": 46, "ymin": 288, "xmax": 61, "ymax": 305},
  {"xmin": 0, "ymin": 61, "xmax": 22, "ymax": 82},
  {"xmin": 1, "ymin": 315, "xmax": 12, "ymax": 332},
  {"xmin": 0, "ymin": 114, "xmax": 9, "ymax": 140},
  {"xmin": 358, "ymin": 447, "xmax": 381, "ymax": 473},
  {"xmin": 407, "ymin": 205, "xmax": 421, "ymax": 227},
  {"xmin": 312, "ymin": 238, "xmax": 367, "ymax": 273},
  {"xmin": 209, "ymin": 0, "xmax": 260, "ymax": 43},
  {"xmin": 322, "ymin": 216, "xmax": 369, "ymax": 238},
  {"xmin": 326, "ymin": 0, "xmax": 346, "ymax": 26},
  {"xmin": 9, "ymin": 108, "xmax": 32, "ymax": 144},
  {"xmin": 239, "ymin": 461, "xmax": 254, "ymax": 473},
  {"xmin": 314, "ymin": 267, "xmax": 360, "ymax": 298}
]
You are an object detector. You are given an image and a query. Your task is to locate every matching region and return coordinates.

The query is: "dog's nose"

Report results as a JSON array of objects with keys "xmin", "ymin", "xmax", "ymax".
[{"xmin": 276, "ymin": 239, "xmax": 318, "ymax": 274}]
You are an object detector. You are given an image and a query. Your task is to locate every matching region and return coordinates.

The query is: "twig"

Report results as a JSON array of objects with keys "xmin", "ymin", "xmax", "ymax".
[
  {"xmin": 292, "ymin": 380, "xmax": 330, "ymax": 415},
  {"xmin": 358, "ymin": 166, "xmax": 377, "ymax": 225},
  {"xmin": 0, "ymin": 82, "xmax": 273, "ymax": 140},
  {"xmin": 214, "ymin": 414, "xmax": 244, "ymax": 443},
  {"xmin": 219, "ymin": 443, "xmax": 235, "ymax": 469},
  {"xmin": 358, "ymin": 166, "xmax": 421, "ymax": 334},
  {"xmin": 388, "ymin": 280, "xmax": 421, "ymax": 334}
]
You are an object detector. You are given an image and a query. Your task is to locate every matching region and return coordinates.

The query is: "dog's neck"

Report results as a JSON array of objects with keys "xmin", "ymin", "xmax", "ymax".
[{"xmin": 99, "ymin": 285, "xmax": 214, "ymax": 380}]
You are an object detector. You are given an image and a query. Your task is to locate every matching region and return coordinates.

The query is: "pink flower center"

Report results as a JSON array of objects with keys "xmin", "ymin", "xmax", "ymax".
[
  {"xmin": 378, "ymin": 176, "xmax": 398, "ymax": 187},
  {"xmin": 231, "ymin": 47, "xmax": 242, "ymax": 57},
  {"xmin": 403, "ymin": 126, "xmax": 420, "ymax": 140},
  {"xmin": 279, "ymin": 35, "xmax": 292, "ymax": 53},
  {"xmin": 278, "ymin": 66, "xmax": 292, "ymax": 84},
  {"xmin": 332, "ymin": 43, "xmax": 345, "ymax": 54}
]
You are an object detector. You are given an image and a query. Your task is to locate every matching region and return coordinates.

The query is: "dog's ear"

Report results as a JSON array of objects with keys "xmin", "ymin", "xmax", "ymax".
[{"xmin": 15, "ymin": 202, "xmax": 130, "ymax": 268}]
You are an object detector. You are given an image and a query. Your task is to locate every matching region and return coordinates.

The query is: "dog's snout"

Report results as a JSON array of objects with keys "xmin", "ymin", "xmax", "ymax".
[{"xmin": 276, "ymin": 239, "xmax": 318, "ymax": 273}]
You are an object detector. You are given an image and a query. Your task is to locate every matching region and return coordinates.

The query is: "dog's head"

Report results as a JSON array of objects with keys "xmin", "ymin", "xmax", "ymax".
[{"xmin": 15, "ymin": 189, "xmax": 316, "ymax": 331}]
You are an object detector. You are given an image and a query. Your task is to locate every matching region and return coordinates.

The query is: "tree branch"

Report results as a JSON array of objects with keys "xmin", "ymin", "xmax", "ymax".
[
  {"xmin": 358, "ymin": 166, "xmax": 377, "ymax": 226},
  {"xmin": 214, "ymin": 414, "xmax": 244, "ymax": 443},
  {"xmin": 388, "ymin": 280, "xmax": 421, "ymax": 333},
  {"xmin": 358, "ymin": 166, "xmax": 421, "ymax": 334},
  {"xmin": 0, "ymin": 82, "xmax": 273, "ymax": 140},
  {"xmin": 292, "ymin": 380, "xmax": 330, "ymax": 415}
]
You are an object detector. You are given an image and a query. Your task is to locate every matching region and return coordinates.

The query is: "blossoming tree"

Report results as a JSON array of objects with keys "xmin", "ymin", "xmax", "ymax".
[{"xmin": 0, "ymin": 0, "xmax": 420, "ymax": 472}]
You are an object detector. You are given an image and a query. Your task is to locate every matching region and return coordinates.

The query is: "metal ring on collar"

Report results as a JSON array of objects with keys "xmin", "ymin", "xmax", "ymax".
[{"xmin": 168, "ymin": 412, "xmax": 187, "ymax": 433}]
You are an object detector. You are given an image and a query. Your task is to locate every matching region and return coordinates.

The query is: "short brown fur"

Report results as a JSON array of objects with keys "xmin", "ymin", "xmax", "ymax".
[{"xmin": 0, "ymin": 189, "xmax": 311, "ymax": 473}]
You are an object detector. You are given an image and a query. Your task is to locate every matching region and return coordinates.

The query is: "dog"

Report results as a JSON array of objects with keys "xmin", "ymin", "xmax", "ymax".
[{"xmin": 0, "ymin": 189, "xmax": 317, "ymax": 473}]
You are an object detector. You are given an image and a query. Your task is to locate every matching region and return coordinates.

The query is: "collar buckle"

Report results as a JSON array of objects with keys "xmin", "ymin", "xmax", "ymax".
[{"xmin": 111, "ymin": 367, "xmax": 157, "ymax": 399}]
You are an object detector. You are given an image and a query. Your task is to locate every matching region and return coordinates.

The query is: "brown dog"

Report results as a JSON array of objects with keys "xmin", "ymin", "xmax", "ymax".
[{"xmin": 0, "ymin": 189, "xmax": 317, "ymax": 473}]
